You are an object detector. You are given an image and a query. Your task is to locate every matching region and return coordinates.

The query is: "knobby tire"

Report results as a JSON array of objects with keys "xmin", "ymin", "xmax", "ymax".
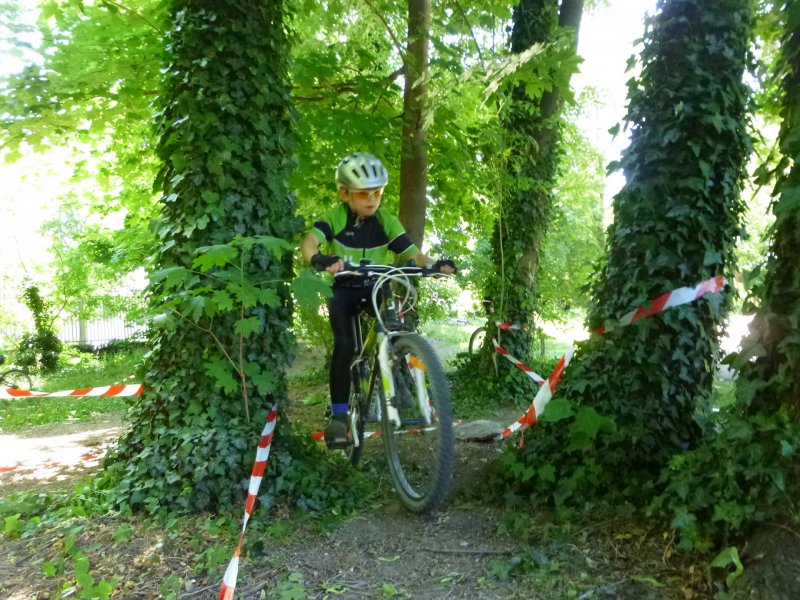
[{"xmin": 380, "ymin": 333, "xmax": 454, "ymax": 513}]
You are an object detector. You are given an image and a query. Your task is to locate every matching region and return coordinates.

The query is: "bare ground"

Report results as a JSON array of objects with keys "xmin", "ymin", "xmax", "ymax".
[
  {"xmin": 2, "ymin": 357, "xmax": 790, "ymax": 599},
  {"xmin": 0, "ymin": 400, "xmax": 719, "ymax": 600}
]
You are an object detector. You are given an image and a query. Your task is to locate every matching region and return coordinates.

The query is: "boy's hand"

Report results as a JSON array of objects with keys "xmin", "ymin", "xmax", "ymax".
[
  {"xmin": 311, "ymin": 253, "xmax": 345, "ymax": 273},
  {"xmin": 432, "ymin": 259, "xmax": 457, "ymax": 275}
]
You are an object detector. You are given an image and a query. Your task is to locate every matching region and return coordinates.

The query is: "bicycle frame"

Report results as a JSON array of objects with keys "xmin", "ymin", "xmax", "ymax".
[{"xmin": 345, "ymin": 267, "xmax": 436, "ymax": 448}]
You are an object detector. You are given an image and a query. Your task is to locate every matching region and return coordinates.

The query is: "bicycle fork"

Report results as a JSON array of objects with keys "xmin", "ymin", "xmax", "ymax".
[{"xmin": 377, "ymin": 333, "xmax": 432, "ymax": 429}]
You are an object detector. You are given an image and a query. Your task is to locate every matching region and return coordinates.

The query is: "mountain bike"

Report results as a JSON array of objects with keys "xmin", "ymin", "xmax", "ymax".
[
  {"xmin": 0, "ymin": 354, "xmax": 32, "ymax": 390},
  {"xmin": 336, "ymin": 262, "xmax": 455, "ymax": 513}
]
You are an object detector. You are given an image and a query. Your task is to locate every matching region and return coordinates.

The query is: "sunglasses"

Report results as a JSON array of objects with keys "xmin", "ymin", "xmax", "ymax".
[{"xmin": 350, "ymin": 188, "xmax": 384, "ymax": 201}]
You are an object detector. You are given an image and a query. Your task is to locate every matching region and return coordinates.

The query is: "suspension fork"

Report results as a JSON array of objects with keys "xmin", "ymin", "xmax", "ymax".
[
  {"xmin": 378, "ymin": 333, "xmax": 433, "ymax": 428},
  {"xmin": 407, "ymin": 354, "xmax": 432, "ymax": 424},
  {"xmin": 378, "ymin": 333, "xmax": 400, "ymax": 428}
]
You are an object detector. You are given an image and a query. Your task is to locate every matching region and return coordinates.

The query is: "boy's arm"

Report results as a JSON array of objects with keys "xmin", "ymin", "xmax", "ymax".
[
  {"xmin": 408, "ymin": 250, "xmax": 456, "ymax": 275},
  {"xmin": 301, "ymin": 233, "xmax": 345, "ymax": 273},
  {"xmin": 300, "ymin": 233, "xmax": 321, "ymax": 263}
]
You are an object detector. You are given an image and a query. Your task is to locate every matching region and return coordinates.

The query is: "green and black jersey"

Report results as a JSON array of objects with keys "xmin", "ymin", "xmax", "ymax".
[{"xmin": 309, "ymin": 204, "xmax": 419, "ymax": 265}]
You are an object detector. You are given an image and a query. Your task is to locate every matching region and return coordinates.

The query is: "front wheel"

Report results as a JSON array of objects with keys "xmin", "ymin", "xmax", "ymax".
[
  {"xmin": 1, "ymin": 369, "xmax": 32, "ymax": 390},
  {"xmin": 380, "ymin": 333, "xmax": 454, "ymax": 513}
]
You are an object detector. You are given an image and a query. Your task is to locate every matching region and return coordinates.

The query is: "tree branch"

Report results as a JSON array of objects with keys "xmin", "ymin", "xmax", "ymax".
[
  {"xmin": 101, "ymin": 0, "xmax": 165, "ymax": 34},
  {"xmin": 449, "ymin": 0, "xmax": 484, "ymax": 67},
  {"xmin": 361, "ymin": 0, "xmax": 407, "ymax": 61}
]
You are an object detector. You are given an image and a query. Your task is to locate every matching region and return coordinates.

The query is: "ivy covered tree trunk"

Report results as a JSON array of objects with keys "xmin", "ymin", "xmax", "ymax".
[
  {"xmin": 105, "ymin": 0, "xmax": 299, "ymax": 513},
  {"xmin": 477, "ymin": 0, "xmax": 583, "ymax": 395},
  {"xmin": 502, "ymin": 0, "xmax": 753, "ymax": 504},
  {"xmin": 736, "ymin": 5, "xmax": 800, "ymax": 417}
]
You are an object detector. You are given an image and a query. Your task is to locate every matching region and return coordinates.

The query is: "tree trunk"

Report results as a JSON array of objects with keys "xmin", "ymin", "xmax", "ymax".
[
  {"xmin": 107, "ymin": 0, "xmax": 299, "ymax": 512},
  {"xmin": 508, "ymin": 0, "xmax": 754, "ymax": 505},
  {"xmin": 398, "ymin": 0, "xmax": 431, "ymax": 248},
  {"xmin": 736, "ymin": 4, "xmax": 800, "ymax": 416},
  {"xmin": 476, "ymin": 0, "xmax": 583, "ymax": 395}
]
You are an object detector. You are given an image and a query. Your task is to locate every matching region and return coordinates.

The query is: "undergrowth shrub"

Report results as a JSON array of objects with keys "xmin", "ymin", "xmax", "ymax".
[{"xmin": 649, "ymin": 409, "xmax": 800, "ymax": 550}]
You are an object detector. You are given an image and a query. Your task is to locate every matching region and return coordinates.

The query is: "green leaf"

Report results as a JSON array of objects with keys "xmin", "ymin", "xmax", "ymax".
[
  {"xmin": 574, "ymin": 407, "xmax": 616, "ymax": 440},
  {"xmin": 193, "ymin": 244, "xmax": 237, "ymax": 271},
  {"xmin": 76, "ymin": 570, "xmax": 95, "ymax": 589},
  {"xmin": 234, "ymin": 317, "xmax": 262, "ymax": 337},
  {"xmin": 211, "ymin": 290, "xmax": 234, "ymax": 313},
  {"xmin": 709, "ymin": 546, "xmax": 744, "ymax": 589},
  {"xmin": 258, "ymin": 288, "xmax": 281, "ymax": 308},
  {"xmin": 205, "ymin": 356, "xmax": 239, "ymax": 393},
  {"xmin": 538, "ymin": 464, "xmax": 556, "ymax": 483},
  {"xmin": 703, "ymin": 249, "xmax": 723, "ymax": 266},
  {"xmin": 236, "ymin": 235, "xmax": 291, "ymax": 258},
  {"xmin": 291, "ymin": 271, "xmax": 332, "ymax": 309},
  {"xmin": 540, "ymin": 398, "xmax": 574, "ymax": 422},
  {"xmin": 149, "ymin": 266, "xmax": 189, "ymax": 289},
  {"xmin": 112, "ymin": 524, "xmax": 134, "ymax": 544}
]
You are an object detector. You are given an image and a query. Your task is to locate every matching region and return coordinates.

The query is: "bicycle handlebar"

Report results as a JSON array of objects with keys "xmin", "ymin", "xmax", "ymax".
[{"xmin": 334, "ymin": 261, "xmax": 450, "ymax": 279}]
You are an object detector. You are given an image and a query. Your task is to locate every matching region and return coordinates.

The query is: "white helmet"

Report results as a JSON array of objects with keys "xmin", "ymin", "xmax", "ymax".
[{"xmin": 336, "ymin": 152, "xmax": 389, "ymax": 190}]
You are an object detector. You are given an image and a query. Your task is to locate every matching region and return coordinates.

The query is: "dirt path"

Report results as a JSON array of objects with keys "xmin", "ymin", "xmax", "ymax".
[
  {"xmin": 0, "ymin": 410, "xmax": 703, "ymax": 599},
  {"xmin": 0, "ymin": 415, "xmax": 123, "ymax": 496}
]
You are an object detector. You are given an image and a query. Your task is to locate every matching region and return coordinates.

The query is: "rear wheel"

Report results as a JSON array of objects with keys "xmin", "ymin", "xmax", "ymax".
[
  {"xmin": 468, "ymin": 327, "xmax": 486, "ymax": 354},
  {"xmin": 380, "ymin": 333, "xmax": 454, "ymax": 512},
  {"xmin": 1, "ymin": 369, "xmax": 32, "ymax": 390}
]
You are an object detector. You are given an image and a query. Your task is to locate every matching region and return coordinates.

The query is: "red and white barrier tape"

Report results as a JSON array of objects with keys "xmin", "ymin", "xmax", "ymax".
[
  {"xmin": 498, "ymin": 347, "xmax": 574, "ymax": 441},
  {"xmin": 497, "ymin": 275, "xmax": 727, "ymax": 441},
  {"xmin": 492, "ymin": 338, "xmax": 545, "ymax": 385},
  {"xmin": 0, "ymin": 384, "xmax": 143, "ymax": 399},
  {"xmin": 219, "ymin": 405, "xmax": 278, "ymax": 600},
  {"xmin": 595, "ymin": 275, "xmax": 726, "ymax": 334}
]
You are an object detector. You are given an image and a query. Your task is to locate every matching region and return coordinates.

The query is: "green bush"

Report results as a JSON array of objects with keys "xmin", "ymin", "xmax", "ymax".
[{"xmin": 649, "ymin": 409, "xmax": 800, "ymax": 550}]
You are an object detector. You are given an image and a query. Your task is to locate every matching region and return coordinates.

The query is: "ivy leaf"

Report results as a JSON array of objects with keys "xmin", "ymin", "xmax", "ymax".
[
  {"xmin": 538, "ymin": 464, "xmax": 556, "ymax": 483},
  {"xmin": 703, "ymin": 249, "xmax": 723, "ymax": 266},
  {"xmin": 780, "ymin": 440, "xmax": 795, "ymax": 457}
]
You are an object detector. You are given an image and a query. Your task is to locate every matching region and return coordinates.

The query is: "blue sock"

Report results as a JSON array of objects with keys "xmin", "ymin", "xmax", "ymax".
[{"xmin": 331, "ymin": 403, "xmax": 349, "ymax": 419}]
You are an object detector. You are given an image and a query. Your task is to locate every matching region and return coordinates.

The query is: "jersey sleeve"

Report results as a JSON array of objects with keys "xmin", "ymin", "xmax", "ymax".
[
  {"xmin": 381, "ymin": 211, "xmax": 419, "ymax": 260},
  {"xmin": 307, "ymin": 206, "xmax": 339, "ymax": 245}
]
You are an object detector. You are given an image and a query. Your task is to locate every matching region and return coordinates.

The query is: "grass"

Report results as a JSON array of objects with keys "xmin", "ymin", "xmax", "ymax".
[
  {"xmin": 0, "ymin": 395, "xmax": 129, "ymax": 431},
  {"xmin": 0, "ymin": 349, "xmax": 143, "ymax": 432}
]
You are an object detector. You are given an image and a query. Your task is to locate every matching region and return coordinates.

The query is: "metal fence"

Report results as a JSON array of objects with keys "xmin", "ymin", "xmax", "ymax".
[
  {"xmin": 0, "ymin": 293, "xmax": 144, "ymax": 349},
  {"xmin": 58, "ymin": 315, "xmax": 145, "ymax": 347}
]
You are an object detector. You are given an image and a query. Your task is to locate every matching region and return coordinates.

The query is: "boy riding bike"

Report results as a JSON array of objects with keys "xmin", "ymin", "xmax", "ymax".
[{"xmin": 300, "ymin": 152, "xmax": 456, "ymax": 449}]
